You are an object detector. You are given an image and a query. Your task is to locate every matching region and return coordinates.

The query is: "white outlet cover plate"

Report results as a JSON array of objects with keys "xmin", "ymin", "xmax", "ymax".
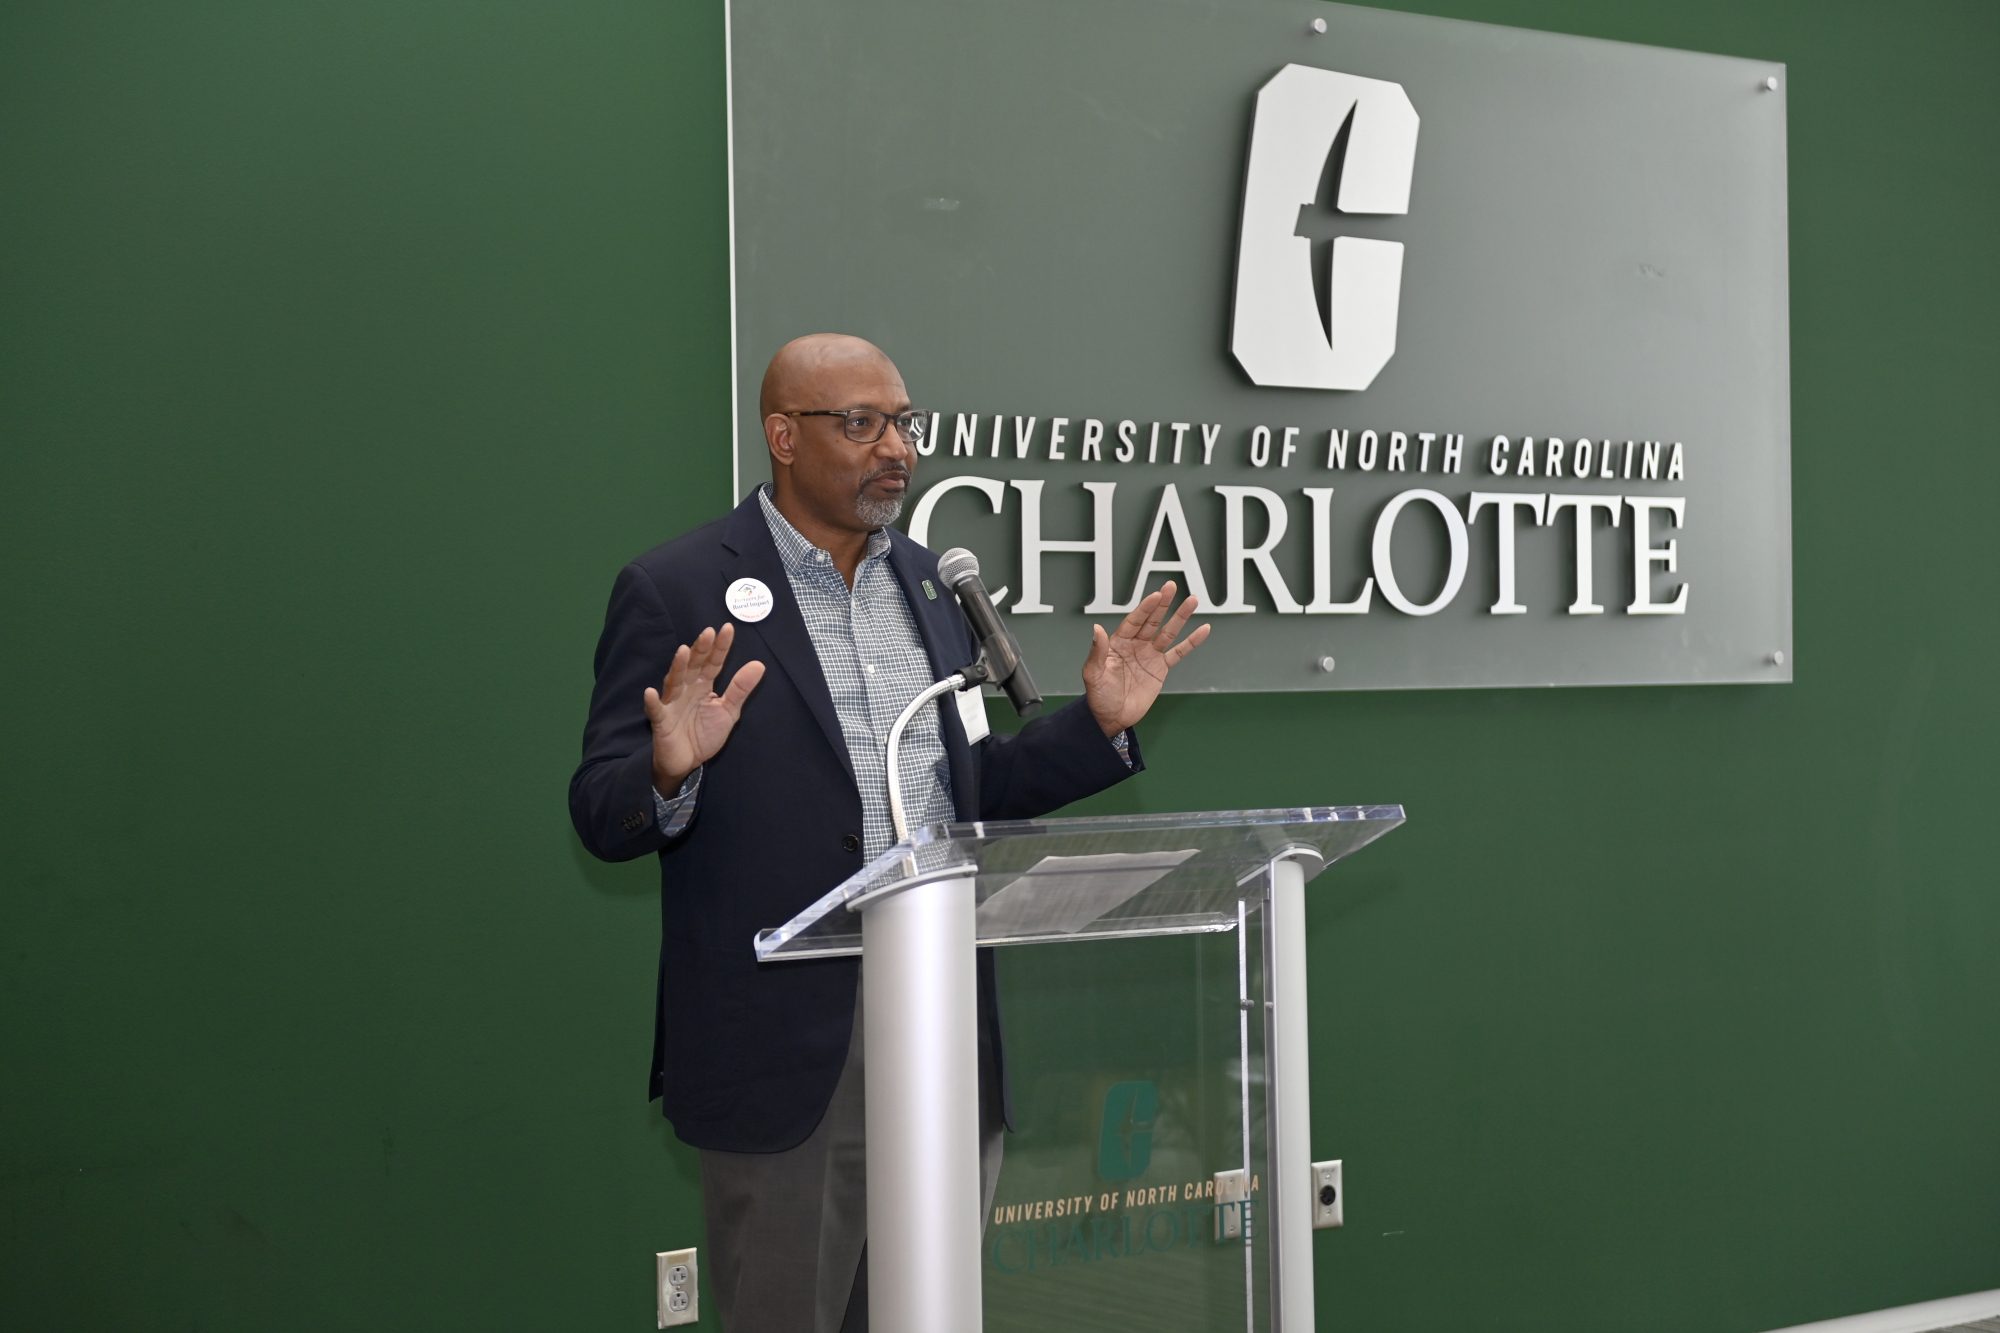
[
  {"xmin": 1311, "ymin": 1159, "xmax": 1343, "ymax": 1230},
  {"xmin": 656, "ymin": 1247, "xmax": 698, "ymax": 1328}
]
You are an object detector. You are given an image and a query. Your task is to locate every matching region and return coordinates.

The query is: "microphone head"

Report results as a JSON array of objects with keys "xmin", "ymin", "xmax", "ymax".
[{"xmin": 937, "ymin": 547, "xmax": 981, "ymax": 589}]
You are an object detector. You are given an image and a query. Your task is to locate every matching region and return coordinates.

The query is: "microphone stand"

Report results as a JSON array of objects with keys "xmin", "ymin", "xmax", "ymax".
[
  {"xmin": 885, "ymin": 658, "xmax": 991, "ymax": 843},
  {"xmin": 858, "ymin": 658, "xmax": 993, "ymax": 1333}
]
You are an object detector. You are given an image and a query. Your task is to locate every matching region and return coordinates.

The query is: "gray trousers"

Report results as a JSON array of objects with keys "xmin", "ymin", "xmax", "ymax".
[{"xmin": 699, "ymin": 994, "xmax": 1004, "ymax": 1333}]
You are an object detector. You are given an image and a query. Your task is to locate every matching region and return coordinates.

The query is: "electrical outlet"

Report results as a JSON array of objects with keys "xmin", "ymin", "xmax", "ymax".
[
  {"xmin": 1310, "ymin": 1159, "xmax": 1343, "ymax": 1230},
  {"xmin": 656, "ymin": 1247, "xmax": 698, "ymax": 1328},
  {"xmin": 1213, "ymin": 1168, "xmax": 1250, "ymax": 1241}
]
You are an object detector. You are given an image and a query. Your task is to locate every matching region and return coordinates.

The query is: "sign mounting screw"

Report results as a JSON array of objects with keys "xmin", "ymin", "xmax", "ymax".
[
  {"xmin": 1310, "ymin": 18, "xmax": 1328, "ymax": 34},
  {"xmin": 1316, "ymin": 656, "xmax": 1336, "ymax": 674},
  {"xmin": 1762, "ymin": 75, "xmax": 1780, "ymax": 91}
]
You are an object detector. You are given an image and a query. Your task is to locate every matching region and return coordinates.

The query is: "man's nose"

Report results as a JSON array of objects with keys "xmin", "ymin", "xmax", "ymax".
[{"xmin": 874, "ymin": 427, "xmax": 914, "ymax": 467}]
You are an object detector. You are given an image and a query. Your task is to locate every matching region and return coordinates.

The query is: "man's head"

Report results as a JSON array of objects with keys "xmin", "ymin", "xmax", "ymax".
[{"xmin": 760, "ymin": 334, "xmax": 922, "ymax": 538}]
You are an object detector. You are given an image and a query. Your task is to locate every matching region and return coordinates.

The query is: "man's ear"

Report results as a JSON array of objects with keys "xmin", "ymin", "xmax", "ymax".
[{"xmin": 764, "ymin": 413, "xmax": 795, "ymax": 467}]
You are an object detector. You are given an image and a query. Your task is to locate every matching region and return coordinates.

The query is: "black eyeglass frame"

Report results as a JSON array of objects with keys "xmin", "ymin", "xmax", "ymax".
[{"xmin": 781, "ymin": 408, "xmax": 929, "ymax": 445}]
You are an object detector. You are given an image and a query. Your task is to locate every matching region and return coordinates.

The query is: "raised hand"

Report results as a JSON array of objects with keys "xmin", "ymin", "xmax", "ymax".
[
  {"xmin": 645, "ymin": 623, "xmax": 767, "ymax": 792},
  {"xmin": 1081, "ymin": 581, "xmax": 1211, "ymax": 738}
]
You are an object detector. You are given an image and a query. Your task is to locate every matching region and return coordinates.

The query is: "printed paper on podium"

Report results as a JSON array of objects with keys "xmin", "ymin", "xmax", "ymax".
[{"xmin": 975, "ymin": 848, "xmax": 1199, "ymax": 938}]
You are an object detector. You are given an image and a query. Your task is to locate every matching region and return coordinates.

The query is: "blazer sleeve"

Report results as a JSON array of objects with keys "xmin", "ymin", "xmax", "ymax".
[
  {"xmin": 569, "ymin": 562, "xmax": 685, "ymax": 862},
  {"xmin": 970, "ymin": 696, "xmax": 1144, "ymax": 822}
]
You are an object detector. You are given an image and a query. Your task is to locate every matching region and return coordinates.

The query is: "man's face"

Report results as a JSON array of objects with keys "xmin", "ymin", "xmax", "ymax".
[{"xmin": 782, "ymin": 354, "xmax": 917, "ymax": 534}]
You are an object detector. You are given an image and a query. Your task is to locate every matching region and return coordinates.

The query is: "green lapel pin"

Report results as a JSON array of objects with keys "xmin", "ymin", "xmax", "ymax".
[{"xmin": 922, "ymin": 579, "xmax": 937, "ymax": 601}]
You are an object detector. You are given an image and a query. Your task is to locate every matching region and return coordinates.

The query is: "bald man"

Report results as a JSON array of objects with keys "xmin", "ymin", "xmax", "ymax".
[{"xmin": 570, "ymin": 335, "xmax": 1208, "ymax": 1332}]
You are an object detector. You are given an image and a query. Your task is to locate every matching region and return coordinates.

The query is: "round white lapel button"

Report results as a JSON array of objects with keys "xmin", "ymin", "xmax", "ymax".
[{"xmin": 725, "ymin": 576, "xmax": 774, "ymax": 623}]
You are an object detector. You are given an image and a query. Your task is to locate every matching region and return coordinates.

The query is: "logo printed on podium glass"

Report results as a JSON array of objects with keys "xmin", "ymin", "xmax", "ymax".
[
  {"xmin": 1231, "ymin": 63, "xmax": 1420, "ymax": 391},
  {"xmin": 1096, "ymin": 1080, "xmax": 1159, "ymax": 1182}
]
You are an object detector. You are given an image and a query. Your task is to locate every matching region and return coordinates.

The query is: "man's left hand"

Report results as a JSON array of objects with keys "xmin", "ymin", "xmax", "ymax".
[{"xmin": 1082, "ymin": 581, "xmax": 1211, "ymax": 737}]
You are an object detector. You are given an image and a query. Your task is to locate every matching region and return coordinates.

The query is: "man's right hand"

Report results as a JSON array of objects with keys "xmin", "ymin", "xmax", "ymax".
[{"xmin": 645, "ymin": 623, "xmax": 767, "ymax": 793}]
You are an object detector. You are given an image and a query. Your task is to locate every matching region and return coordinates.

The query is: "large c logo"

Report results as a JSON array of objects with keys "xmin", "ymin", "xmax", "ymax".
[
  {"xmin": 1096, "ymin": 1080, "xmax": 1159, "ymax": 1182},
  {"xmin": 1231, "ymin": 64, "xmax": 1420, "ymax": 391}
]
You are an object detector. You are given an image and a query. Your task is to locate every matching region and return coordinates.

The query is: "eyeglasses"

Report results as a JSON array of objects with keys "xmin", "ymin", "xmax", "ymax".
[{"xmin": 783, "ymin": 408, "xmax": 928, "ymax": 446}]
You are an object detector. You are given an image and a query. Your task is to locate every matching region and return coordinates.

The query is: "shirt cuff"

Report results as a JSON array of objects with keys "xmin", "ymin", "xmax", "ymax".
[
  {"xmin": 652, "ymin": 766, "xmax": 703, "ymax": 837},
  {"xmin": 1110, "ymin": 729, "xmax": 1135, "ymax": 769}
]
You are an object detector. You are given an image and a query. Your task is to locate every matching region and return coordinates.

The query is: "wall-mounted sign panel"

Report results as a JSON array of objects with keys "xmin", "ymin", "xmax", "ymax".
[{"xmin": 727, "ymin": 0, "xmax": 1792, "ymax": 691}]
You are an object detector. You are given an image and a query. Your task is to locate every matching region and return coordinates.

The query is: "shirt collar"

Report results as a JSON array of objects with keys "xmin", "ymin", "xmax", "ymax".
[{"xmin": 757, "ymin": 484, "xmax": 891, "ymax": 576}]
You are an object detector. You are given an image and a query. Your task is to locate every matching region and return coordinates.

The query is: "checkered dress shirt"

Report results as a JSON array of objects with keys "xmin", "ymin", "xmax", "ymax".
[{"xmin": 653, "ymin": 487, "xmax": 956, "ymax": 858}]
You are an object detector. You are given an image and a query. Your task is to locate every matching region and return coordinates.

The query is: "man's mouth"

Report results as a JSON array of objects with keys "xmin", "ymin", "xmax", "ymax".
[{"xmin": 865, "ymin": 471, "xmax": 909, "ymax": 492}]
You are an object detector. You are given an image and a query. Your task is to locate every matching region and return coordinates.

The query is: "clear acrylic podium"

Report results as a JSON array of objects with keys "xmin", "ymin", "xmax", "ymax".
[{"xmin": 755, "ymin": 806, "xmax": 1405, "ymax": 1333}]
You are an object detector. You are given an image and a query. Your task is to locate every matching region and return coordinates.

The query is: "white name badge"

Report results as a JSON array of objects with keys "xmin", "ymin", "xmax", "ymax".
[
  {"xmin": 954, "ymin": 684, "xmax": 991, "ymax": 745},
  {"xmin": 724, "ymin": 577, "xmax": 773, "ymax": 623}
]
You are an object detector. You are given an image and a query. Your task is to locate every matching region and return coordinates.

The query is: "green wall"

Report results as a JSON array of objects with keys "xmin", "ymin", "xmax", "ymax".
[{"xmin": 2, "ymin": 2, "xmax": 1993, "ymax": 1329}]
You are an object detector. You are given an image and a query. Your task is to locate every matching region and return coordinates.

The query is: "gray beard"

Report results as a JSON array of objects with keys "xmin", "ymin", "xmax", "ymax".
[{"xmin": 855, "ymin": 492, "xmax": 906, "ymax": 530}]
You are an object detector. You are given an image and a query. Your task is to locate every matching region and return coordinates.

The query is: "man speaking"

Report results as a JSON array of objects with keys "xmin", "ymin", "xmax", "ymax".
[{"xmin": 569, "ymin": 333, "xmax": 1208, "ymax": 1332}]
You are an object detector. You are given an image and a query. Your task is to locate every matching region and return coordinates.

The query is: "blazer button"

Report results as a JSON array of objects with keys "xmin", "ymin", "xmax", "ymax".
[{"xmin": 841, "ymin": 833, "xmax": 861, "ymax": 853}]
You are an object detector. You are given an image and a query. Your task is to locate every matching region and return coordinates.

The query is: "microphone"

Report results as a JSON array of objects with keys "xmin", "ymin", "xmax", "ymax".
[{"xmin": 936, "ymin": 548, "xmax": 1042, "ymax": 718}]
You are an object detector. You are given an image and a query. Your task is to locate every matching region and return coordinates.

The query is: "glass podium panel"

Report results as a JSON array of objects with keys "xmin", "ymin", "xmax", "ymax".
[
  {"xmin": 754, "ymin": 806, "xmax": 1404, "ymax": 961},
  {"xmin": 755, "ymin": 805, "xmax": 1407, "ymax": 1331},
  {"xmin": 981, "ymin": 890, "xmax": 1275, "ymax": 1331}
]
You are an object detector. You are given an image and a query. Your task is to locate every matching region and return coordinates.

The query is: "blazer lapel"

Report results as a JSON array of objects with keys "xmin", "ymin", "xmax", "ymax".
[{"xmin": 720, "ymin": 495, "xmax": 855, "ymax": 782}]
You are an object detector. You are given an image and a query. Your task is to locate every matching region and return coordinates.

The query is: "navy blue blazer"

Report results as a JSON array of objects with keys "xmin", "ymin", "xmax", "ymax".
[{"xmin": 569, "ymin": 491, "xmax": 1142, "ymax": 1152}]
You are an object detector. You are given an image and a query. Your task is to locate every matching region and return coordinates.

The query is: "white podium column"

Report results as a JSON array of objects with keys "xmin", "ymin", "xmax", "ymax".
[
  {"xmin": 860, "ymin": 874, "xmax": 984, "ymax": 1333},
  {"xmin": 1268, "ymin": 853, "xmax": 1315, "ymax": 1331}
]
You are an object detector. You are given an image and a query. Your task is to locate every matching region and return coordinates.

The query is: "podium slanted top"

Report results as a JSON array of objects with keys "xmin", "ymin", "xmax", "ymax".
[{"xmin": 755, "ymin": 805, "xmax": 1404, "ymax": 962}]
